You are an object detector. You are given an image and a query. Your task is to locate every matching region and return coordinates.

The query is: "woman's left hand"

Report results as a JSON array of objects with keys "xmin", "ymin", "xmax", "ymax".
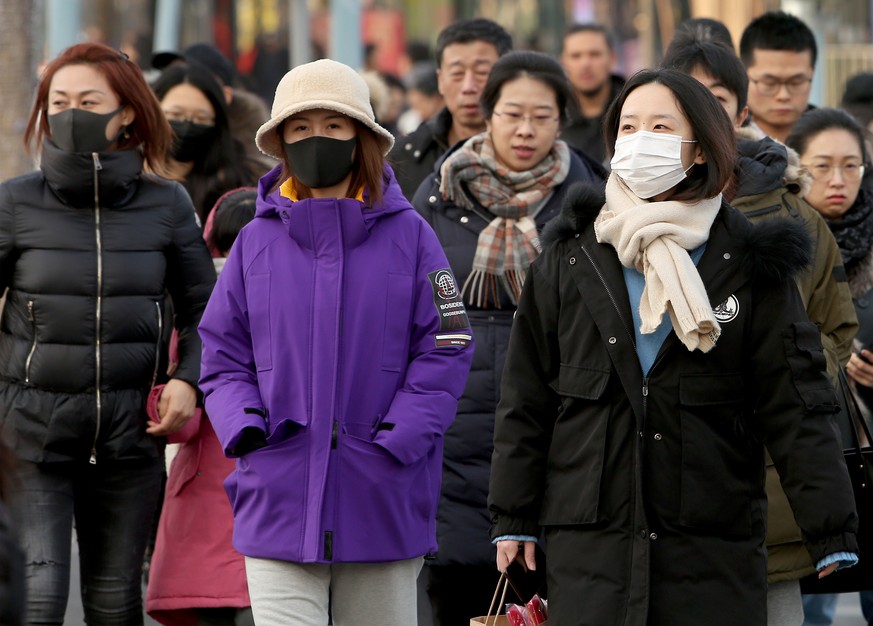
[
  {"xmin": 818, "ymin": 562, "xmax": 840, "ymax": 579},
  {"xmin": 847, "ymin": 351, "xmax": 873, "ymax": 388},
  {"xmin": 146, "ymin": 379, "xmax": 197, "ymax": 436}
]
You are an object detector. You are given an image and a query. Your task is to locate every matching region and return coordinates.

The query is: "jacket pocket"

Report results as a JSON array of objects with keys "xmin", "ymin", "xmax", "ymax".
[
  {"xmin": 382, "ymin": 272, "xmax": 413, "ymax": 372},
  {"xmin": 782, "ymin": 322, "xmax": 838, "ymax": 414},
  {"xmin": 679, "ymin": 373, "xmax": 755, "ymax": 535},
  {"xmin": 541, "ymin": 365, "xmax": 611, "ymax": 524},
  {"xmin": 247, "ymin": 273, "xmax": 272, "ymax": 371}
]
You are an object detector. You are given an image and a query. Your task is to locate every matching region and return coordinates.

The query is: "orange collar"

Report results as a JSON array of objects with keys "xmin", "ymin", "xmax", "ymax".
[{"xmin": 279, "ymin": 178, "xmax": 365, "ymax": 202}]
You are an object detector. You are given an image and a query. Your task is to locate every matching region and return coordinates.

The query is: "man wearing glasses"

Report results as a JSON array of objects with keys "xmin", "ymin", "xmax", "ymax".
[{"xmin": 740, "ymin": 11, "xmax": 816, "ymax": 144}]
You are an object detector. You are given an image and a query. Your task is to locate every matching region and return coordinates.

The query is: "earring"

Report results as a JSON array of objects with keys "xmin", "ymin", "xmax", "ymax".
[{"xmin": 121, "ymin": 126, "xmax": 130, "ymax": 140}]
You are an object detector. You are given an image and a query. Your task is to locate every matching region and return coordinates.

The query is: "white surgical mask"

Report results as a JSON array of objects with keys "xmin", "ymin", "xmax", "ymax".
[{"xmin": 610, "ymin": 130, "xmax": 698, "ymax": 199}]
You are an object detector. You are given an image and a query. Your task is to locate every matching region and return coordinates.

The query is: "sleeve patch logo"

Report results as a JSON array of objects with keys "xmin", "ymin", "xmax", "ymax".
[
  {"xmin": 428, "ymin": 268, "xmax": 470, "ymax": 333},
  {"xmin": 435, "ymin": 333, "xmax": 472, "ymax": 348}
]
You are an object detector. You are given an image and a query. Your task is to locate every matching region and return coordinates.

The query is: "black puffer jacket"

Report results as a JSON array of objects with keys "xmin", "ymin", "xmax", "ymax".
[
  {"xmin": 0, "ymin": 142, "xmax": 215, "ymax": 464},
  {"xmin": 489, "ymin": 184, "xmax": 858, "ymax": 625},
  {"xmin": 412, "ymin": 146, "xmax": 602, "ymax": 567}
]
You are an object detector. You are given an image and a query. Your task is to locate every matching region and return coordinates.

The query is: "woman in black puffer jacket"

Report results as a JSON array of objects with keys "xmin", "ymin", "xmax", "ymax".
[
  {"xmin": 0, "ymin": 43, "xmax": 215, "ymax": 625},
  {"xmin": 412, "ymin": 51, "xmax": 604, "ymax": 625}
]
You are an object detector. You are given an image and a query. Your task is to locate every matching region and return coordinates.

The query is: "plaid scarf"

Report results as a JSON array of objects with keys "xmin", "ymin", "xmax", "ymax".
[{"xmin": 439, "ymin": 133, "xmax": 570, "ymax": 307}]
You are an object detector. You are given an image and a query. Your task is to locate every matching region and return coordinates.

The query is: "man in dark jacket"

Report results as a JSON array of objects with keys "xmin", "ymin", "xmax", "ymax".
[
  {"xmin": 559, "ymin": 23, "xmax": 625, "ymax": 166},
  {"xmin": 740, "ymin": 12, "xmax": 817, "ymax": 144},
  {"xmin": 389, "ymin": 18, "xmax": 512, "ymax": 200}
]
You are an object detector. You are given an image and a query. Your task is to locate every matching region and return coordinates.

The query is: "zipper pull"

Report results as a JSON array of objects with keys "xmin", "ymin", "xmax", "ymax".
[
  {"xmin": 89, "ymin": 448, "xmax": 97, "ymax": 464},
  {"xmin": 642, "ymin": 380, "xmax": 649, "ymax": 397},
  {"xmin": 91, "ymin": 153, "xmax": 103, "ymax": 171},
  {"xmin": 27, "ymin": 300, "xmax": 33, "ymax": 321}
]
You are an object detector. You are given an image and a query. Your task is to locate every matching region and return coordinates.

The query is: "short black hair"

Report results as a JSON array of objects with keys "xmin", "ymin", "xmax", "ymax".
[
  {"xmin": 663, "ymin": 34, "xmax": 748, "ymax": 114},
  {"xmin": 208, "ymin": 187, "xmax": 258, "ymax": 255},
  {"xmin": 562, "ymin": 23, "xmax": 614, "ymax": 52},
  {"xmin": 435, "ymin": 18, "xmax": 512, "ymax": 68},
  {"xmin": 739, "ymin": 11, "xmax": 817, "ymax": 68},
  {"xmin": 786, "ymin": 107, "xmax": 869, "ymax": 166},
  {"xmin": 480, "ymin": 50, "xmax": 578, "ymax": 125},
  {"xmin": 673, "ymin": 17, "xmax": 733, "ymax": 50},
  {"xmin": 604, "ymin": 69, "xmax": 737, "ymax": 202}
]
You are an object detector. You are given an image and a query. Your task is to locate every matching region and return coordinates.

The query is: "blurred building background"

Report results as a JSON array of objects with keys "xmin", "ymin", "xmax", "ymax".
[{"xmin": 1, "ymin": 0, "xmax": 872, "ymax": 180}]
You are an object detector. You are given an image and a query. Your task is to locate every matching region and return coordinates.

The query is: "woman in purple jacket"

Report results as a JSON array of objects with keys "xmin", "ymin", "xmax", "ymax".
[{"xmin": 198, "ymin": 59, "xmax": 475, "ymax": 625}]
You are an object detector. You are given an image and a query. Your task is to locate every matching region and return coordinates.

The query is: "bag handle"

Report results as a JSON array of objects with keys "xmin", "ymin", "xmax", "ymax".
[
  {"xmin": 836, "ymin": 367, "xmax": 872, "ymax": 455},
  {"xmin": 484, "ymin": 571, "xmax": 510, "ymax": 625}
]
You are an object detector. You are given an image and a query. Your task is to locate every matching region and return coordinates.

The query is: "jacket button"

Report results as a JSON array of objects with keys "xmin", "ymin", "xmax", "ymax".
[
  {"xmin": 281, "ymin": 210, "xmax": 288, "ymax": 218},
  {"xmin": 460, "ymin": 216, "xmax": 469, "ymax": 223},
  {"xmin": 405, "ymin": 143, "xmax": 413, "ymax": 151},
  {"xmin": 653, "ymin": 433, "xmax": 662, "ymax": 441},
  {"xmin": 429, "ymin": 195, "xmax": 438, "ymax": 204},
  {"xmin": 414, "ymin": 150, "xmax": 421, "ymax": 158},
  {"xmin": 639, "ymin": 431, "xmax": 644, "ymax": 438},
  {"xmin": 649, "ymin": 532, "xmax": 658, "ymax": 540},
  {"xmin": 575, "ymin": 233, "xmax": 580, "ymax": 238},
  {"xmin": 608, "ymin": 336, "xmax": 617, "ymax": 344},
  {"xmin": 569, "ymin": 257, "xmax": 576, "ymax": 265},
  {"xmin": 723, "ymin": 252, "xmax": 731, "ymax": 260}
]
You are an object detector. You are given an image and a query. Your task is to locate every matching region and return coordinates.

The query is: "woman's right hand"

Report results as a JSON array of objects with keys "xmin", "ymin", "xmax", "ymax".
[
  {"xmin": 496, "ymin": 539, "xmax": 538, "ymax": 573},
  {"xmin": 847, "ymin": 351, "xmax": 873, "ymax": 388}
]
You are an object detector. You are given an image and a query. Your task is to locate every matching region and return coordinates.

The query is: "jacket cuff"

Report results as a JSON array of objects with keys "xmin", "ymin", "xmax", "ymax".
[
  {"xmin": 490, "ymin": 516, "xmax": 541, "ymax": 541},
  {"xmin": 803, "ymin": 531, "xmax": 859, "ymax": 565}
]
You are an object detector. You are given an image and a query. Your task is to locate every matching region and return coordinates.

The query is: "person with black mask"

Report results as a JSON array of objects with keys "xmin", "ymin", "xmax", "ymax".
[
  {"xmin": 151, "ymin": 64, "xmax": 256, "ymax": 223},
  {"xmin": 0, "ymin": 42, "xmax": 215, "ymax": 624}
]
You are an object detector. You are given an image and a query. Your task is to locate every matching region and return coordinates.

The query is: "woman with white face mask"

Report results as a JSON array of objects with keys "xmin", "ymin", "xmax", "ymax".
[{"xmin": 488, "ymin": 69, "xmax": 859, "ymax": 625}]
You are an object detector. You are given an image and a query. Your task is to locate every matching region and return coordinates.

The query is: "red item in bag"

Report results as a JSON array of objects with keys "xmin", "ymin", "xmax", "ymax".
[
  {"xmin": 505, "ymin": 604, "xmax": 530, "ymax": 626},
  {"xmin": 526, "ymin": 594, "xmax": 547, "ymax": 624}
]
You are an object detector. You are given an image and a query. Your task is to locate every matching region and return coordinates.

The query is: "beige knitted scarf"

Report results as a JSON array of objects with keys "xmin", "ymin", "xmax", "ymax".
[{"xmin": 594, "ymin": 174, "xmax": 723, "ymax": 353}]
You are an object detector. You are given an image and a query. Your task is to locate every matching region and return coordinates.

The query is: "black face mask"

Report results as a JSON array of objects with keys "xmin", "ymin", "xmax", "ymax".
[
  {"xmin": 47, "ymin": 107, "xmax": 121, "ymax": 153},
  {"xmin": 169, "ymin": 120, "xmax": 217, "ymax": 163},
  {"xmin": 283, "ymin": 136, "xmax": 358, "ymax": 190}
]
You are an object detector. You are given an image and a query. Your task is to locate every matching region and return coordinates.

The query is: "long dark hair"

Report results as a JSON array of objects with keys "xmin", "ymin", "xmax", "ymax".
[
  {"xmin": 604, "ymin": 68, "xmax": 737, "ymax": 202},
  {"xmin": 151, "ymin": 64, "xmax": 254, "ymax": 221}
]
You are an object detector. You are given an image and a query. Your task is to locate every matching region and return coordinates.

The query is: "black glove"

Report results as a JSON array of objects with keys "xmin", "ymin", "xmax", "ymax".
[{"xmin": 233, "ymin": 426, "xmax": 268, "ymax": 456}]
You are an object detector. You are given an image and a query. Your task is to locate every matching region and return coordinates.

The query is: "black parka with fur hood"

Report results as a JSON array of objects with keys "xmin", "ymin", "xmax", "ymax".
[
  {"xmin": 0, "ymin": 143, "xmax": 215, "ymax": 464},
  {"xmin": 488, "ymin": 183, "xmax": 858, "ymax": 625}
]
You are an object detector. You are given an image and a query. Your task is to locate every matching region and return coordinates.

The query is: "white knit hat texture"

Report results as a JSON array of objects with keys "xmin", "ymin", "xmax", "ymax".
[{"xmin": 255, "ymin": 58, "xmax": 395, "ymax": 160}]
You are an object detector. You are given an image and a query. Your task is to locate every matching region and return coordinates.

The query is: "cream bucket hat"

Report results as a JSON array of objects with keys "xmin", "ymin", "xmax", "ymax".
[{"xmin": 255, "ymin": 58, "xmax": 395, "ymax": 160}]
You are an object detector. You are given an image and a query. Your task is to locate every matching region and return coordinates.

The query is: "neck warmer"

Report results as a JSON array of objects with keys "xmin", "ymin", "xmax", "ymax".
[
  {"xmin": 595, "ymin": 173, "xmax": 722, "ymax": 352},
  {"xmin": 827, "ymin": 188, "xmax": 873, "ymax": 272},
  {"xmin": 439, "ymin": 132, "xmax": 570, "ymax": 307}
]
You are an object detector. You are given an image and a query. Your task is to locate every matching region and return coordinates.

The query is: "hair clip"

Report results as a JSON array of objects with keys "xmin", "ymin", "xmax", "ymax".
[{"xmin": 117, "ymin": 50, "xmax": 130, "ymax": 61}]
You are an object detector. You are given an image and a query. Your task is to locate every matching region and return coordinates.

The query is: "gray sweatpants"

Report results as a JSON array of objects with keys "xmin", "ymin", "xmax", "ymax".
[{"xmin": 244, "ymin": 556, "xmax": 423, "ymax": 626}]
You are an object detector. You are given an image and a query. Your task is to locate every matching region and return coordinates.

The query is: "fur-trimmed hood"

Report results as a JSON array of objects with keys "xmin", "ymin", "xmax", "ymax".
[
  {"xmin": 542, "ymin": 181, "xmax": 812, "ymax": 284},
  {"xmin": 735, "ymin": 126, "xmax": 812, "ymax": 198}
]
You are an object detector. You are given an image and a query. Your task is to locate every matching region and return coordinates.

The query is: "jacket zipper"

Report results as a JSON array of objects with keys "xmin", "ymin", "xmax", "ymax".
[
  {"xmin": 90, "ymin": 153, "xmax": 103, "ymax": 465},
  {"xmin": 642, "ymin": 347, "xmax": 673, "ymax": 420},
  {"xmin": 151, "ymin": 301, "xmax": 163, "ymax": 389},
  {"xmin": 25, "ymin": 300, "xmax": 37, "ymax": 383}
]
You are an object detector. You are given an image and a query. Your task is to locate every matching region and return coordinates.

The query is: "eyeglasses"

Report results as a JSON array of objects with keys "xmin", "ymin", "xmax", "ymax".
[
  {"xmin": 492, "ymin": 110, "xmax": 560, "ymax": 128},
  {"xmin": 162, "ymin": 110, "xmax": 216, "ymax": 127},
  {"xmin": 748, "ymin": 76, "xmax": 812, "ymax": 96},
  {"xmin": 802, "ymin": 162, "xmax": 866, "ymax": 182}
]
